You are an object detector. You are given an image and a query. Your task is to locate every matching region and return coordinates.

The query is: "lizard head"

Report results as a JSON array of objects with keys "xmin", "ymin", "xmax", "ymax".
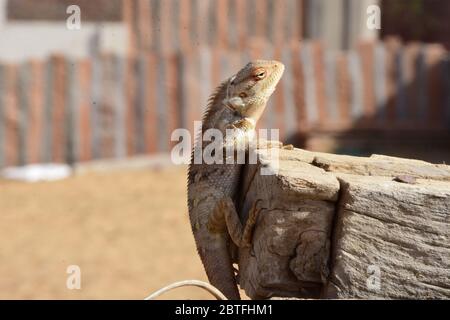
[{"xmin": 224, "ymin": 60, "xmax": 285, "ymax": 122}]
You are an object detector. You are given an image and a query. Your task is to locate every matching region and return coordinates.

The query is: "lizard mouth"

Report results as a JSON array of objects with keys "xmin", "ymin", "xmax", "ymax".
[
  {"xmin": 262, "ymin": 62, "xmax": 285, "ymax": 98},
  {"xmin": 270, "ymin": 61, "xmax": 285, "ymax": 84}
]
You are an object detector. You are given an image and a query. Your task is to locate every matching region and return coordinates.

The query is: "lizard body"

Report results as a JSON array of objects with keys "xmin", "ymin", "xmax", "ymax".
[{"xmin": 188, "ymin": 60, "xmax": 284, "ymax": 299}]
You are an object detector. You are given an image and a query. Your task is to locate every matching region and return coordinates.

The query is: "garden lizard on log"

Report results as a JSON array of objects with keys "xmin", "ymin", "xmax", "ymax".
[{"xmin": 188, "ymin": 60, "xmax": 285, "ymax": 299}]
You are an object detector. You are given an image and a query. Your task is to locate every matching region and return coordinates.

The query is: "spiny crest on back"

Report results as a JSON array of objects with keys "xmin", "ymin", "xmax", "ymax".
[
  {"xmin": 188, "ymin": 80, "xmax": 229, "ymax": 187},
  {"xmin": 200, "ymin": 79, "xmax": 230, "ymax": 130}
]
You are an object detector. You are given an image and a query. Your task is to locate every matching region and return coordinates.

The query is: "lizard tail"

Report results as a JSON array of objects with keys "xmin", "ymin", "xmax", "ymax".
[
  {"xmin": 188, "ymin": 187, "xmax": 242, "ymax": 300},
  {"xmin": 197, "ymin": 233, "xmax": 241, "ymax": 300}
]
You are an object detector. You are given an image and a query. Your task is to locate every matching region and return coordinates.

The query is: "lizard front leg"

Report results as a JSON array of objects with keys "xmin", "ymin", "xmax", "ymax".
[{"xmin": 208, "ymin": 197, "xmax": 262, "ymax": 248}]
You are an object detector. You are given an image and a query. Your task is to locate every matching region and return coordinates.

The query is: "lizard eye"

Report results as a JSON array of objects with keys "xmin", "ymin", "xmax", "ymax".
[
  {"xmin": 239, "ymin": 92, "xmax": 247, "ymax": 98},
  {"xmin": 253, "ymin": 68, "xmax": 266, "ymax": 81}
]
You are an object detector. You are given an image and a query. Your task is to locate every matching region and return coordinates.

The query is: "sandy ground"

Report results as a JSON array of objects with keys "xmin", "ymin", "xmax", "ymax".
[{"xmin": 0, "ymin": 165, "xmax": 245, "ymax": 299}]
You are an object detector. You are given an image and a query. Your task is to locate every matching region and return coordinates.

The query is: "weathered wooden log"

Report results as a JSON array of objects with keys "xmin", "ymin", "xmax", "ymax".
[{"xmin": 237, "ymin": 148, "xmax": 450, "ymax": 299}]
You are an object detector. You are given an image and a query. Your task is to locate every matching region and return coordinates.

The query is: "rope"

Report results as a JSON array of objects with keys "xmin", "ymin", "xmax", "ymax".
[{"xmin": 144, "ymin": 280, "xmax": 227, "ymax": 300}]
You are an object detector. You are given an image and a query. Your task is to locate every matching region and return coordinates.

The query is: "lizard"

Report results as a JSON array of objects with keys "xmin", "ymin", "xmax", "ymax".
[{"xmin": 187, "ymin": 60, "xmax": 285, "ymax": 299}]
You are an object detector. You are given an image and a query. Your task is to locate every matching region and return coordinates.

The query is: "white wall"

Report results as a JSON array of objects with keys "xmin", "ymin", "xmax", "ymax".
[
  {"xmin": 0, "ymin": 23, "xmax": 128, "ymax": 62},
  {"xmin": 0, "ymin": 0, "xmax": 6, "ymax": 29},
  {"xmin": 0, "ymin": 0, "xmax": 128, "ymax": 63},
  {"xmin": 304, "ymin": 0, "xmax": 380, "ymax": 51}
]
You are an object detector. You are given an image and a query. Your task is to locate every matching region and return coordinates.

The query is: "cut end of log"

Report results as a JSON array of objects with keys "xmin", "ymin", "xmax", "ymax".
[{"xmin": 237, "ymin": 148, "xmax": 450, "ymax": 299}]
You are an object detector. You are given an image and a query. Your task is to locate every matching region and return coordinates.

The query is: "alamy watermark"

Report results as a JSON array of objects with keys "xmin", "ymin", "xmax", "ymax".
[
  {"xmin": 366, "ymin": 4, "xmax": 381, "ymax": 30},
  {"xmin": 366, "ymin": 264, "xmax": 381, "ymax": 291},
  {"xmin": 66, "ymin": 265, "xmax": 81, "ymax": 290},
  {"xmin": 171, "ymin": 121, "xmax": 281, "ymax": 175},
  {"xmin": 66, "ymin": 5, "xmax": 81, "ymax": 30}
]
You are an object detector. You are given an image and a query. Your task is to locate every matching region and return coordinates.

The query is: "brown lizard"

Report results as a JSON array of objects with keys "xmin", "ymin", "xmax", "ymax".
[{"xmin": 188, "ymin": 60, "xmax": 285, "ymax": 299}]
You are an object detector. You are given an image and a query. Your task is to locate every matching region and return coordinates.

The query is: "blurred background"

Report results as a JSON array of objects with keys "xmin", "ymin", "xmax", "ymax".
[{"xmin": 0, "ymin": 0, "xmax": 449, "ymax": 299}]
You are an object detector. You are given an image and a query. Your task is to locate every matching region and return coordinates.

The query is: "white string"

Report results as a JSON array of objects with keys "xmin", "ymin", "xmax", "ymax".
[{"xmin": 144, "ymin": 280, "xmax": 228, "ymax": 300}]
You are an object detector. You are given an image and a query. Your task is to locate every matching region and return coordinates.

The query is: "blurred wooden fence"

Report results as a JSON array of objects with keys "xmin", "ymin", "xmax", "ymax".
[
  {"xmin": 0, "ymin": 38, "xmax": 449, "ymax": 167},
  {"xmin": 123, "ymin": 0, "xmax": 304, "ymax": 54}
]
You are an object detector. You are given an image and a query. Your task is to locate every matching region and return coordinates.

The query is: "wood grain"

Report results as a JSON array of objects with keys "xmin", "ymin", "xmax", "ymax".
[{"xmin": 238, "ymin": 147, "xmax": 450, "ymax": 299}]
